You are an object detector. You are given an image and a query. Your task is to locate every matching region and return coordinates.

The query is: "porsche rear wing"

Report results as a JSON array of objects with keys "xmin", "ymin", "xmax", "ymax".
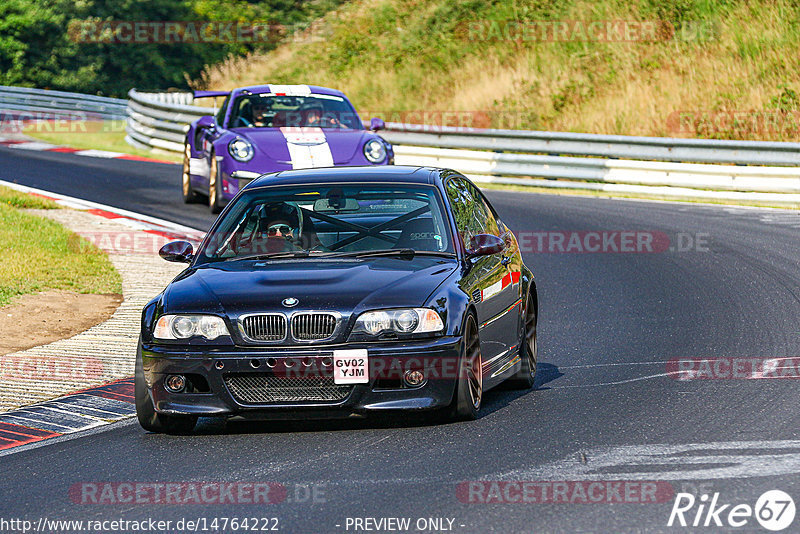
[{"xmin": 193, "ymin": 90, "xmax": 230, "ymax": 99}]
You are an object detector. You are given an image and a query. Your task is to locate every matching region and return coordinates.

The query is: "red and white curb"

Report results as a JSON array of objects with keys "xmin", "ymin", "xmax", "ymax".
[
  {"xmin": 0, "ymin": 136, "xmax": 177, "ymax": 165},
  {"xmin": 0, "ymin": 183, "xmax": 205, "ymax": 451},
  {"xmin": 0, "ymin": 380, "xmax": 134, "ymax": 452},
  {"xmin": 0, "ymin": 179, "xmax": 205, "ymax": 244}
]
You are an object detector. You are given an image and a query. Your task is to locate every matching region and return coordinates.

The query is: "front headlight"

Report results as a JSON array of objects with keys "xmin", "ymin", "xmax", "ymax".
[
  {"xmin": 352, "ymin": 308, "xmax": 444, "ymax": 337},
  {"xmin": 228, "ymin": 138, "xmax": 254, "ymax": 162},
  {"xmin": 363, "ymin": 139, "xmax": 387, "ymax": 163},
  {"xmin": 154, "ymin": 314, "xmax": 230, "ymax": 340}
]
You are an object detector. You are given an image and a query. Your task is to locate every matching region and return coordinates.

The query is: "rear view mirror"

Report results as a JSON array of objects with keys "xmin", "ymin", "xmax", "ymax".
[
  {"xmin": 466, "ymin": 234, "xmax": 505, "ymax": 258},
  {"xmin": 313, "ymin": 198, "xmax": 360, "ymax": 213},
  {"xmin": 369, "ymin": 117, "xmax": 385, "ymax": 131},
  {"xmin": 159, "ymin": 241, "xmax": 194, "ymax": 263}
]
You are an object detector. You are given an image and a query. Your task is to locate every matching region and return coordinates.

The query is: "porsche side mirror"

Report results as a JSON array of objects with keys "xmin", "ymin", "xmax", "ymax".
[
  {"xmin": 466, "ymin": 234, "xmax": 505, "ymax": 258},
  {"xmin": 370, "ymin": 117, "xmax": 385, "ymax": 131},
  {"xmin": 196, "ymin": 115, "xmax": 215, "ymax": 130},
  {"xmin": 159, "ymin": 240, "xmax": 194, "ymax": 263}
]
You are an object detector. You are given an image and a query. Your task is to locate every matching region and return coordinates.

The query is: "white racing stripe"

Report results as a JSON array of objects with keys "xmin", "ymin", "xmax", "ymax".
[
  {"xmin": 188, "ymin": 157, "xmax": 209, "ymax": 176},
  {"xmin": 280, "ymin": 127, "xmax": 334, "ymax": 169},
  {"xmin": 268, "ymin": 84, "xmax": 311, "ymax": 96}
]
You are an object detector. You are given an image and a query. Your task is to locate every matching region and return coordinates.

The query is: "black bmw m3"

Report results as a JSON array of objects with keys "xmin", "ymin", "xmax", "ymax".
[{"xmin": 136, "ymin": 166, "xmax": 538, "ymax": 433}]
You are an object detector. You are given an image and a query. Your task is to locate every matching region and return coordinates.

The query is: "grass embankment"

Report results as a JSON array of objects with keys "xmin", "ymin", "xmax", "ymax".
[
  {"xmin": 22, "ymin": 120, "xmax": 183, "ymax": 163},
  {"xmin": 0, "ymin": 187, "xmax": 122, "ymax": 307},
  {"xmin": 199, "ymin": 0, "xmax": 800, "ymax": 142}
]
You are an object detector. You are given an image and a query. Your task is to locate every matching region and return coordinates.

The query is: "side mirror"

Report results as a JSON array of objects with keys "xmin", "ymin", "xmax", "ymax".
[
  {"xmin": 196, "ymin": 115, "xmax": 215, "ymax": 129},
  {"xmin": 466, "ymin": 234, "xmax": 505, "ymax": 258},
  {"xmin": 159, "ymin": 240, "xmax": 194, "ymax": 263},
  {"xmin": 369, "ymin": 117, "xmax": 385, "ymax": 131}
]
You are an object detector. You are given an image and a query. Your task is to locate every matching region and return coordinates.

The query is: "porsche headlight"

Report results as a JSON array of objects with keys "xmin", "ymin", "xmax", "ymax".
[
  {"xmin": 154, "ymin": 315, "xmax": 230, "ymax": 340},
  {"xmin": 363, "ymin": 139, "xmax": 387, "ymax": 163},
  {"xmin": 228, "ymin": 138, "xmax": 254, "ymax": 162},
  {"xmin": 353, "ymin": 308, "xmax": 443, "ymax": 337}
]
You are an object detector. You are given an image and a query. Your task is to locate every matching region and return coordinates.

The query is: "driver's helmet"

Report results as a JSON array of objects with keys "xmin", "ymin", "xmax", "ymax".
[
  {"xmin": 257, "ymin": 202, "xmax": 302, "ymax": 240},
  {"xmin": 251, "ymin": 97, "xmax": 270, "ymax": 115}
]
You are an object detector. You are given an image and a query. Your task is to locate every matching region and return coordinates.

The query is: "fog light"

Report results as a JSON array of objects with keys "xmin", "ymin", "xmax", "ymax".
[
  {"xmin": 165, "ymin": 375, "xmax": 186, "ymax": 393},
  {"xmin": 404, "ymin": 370, "xmax": 425, "ymax": 387}
]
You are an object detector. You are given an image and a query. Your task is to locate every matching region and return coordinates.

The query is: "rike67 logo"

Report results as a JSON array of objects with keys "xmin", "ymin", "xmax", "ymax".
[{"xmin": 668, "ymin": 490, "xmax": 795, "ymax": 531}]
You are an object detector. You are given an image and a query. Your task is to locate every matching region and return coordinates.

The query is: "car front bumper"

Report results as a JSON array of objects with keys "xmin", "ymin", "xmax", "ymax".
[{"xmin": 140, "ymin": 337, "xmax": 461, "ymax": 420}]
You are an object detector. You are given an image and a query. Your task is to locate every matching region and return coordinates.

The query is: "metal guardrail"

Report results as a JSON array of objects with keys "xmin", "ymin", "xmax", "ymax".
[
  {"xmin": 125, "ymin": 89, "xmax": 214, "ymax": 152},
  {"xmin": 0, "ymin": 85, "xmax": 127, "ymax": 120},
  {"xmin": 382, "ymin": 124, "xmax": 800, "ymax": 167},
  {"xmin": 121, "ymin": 89, "xmax": 800, "ymax": 205}
]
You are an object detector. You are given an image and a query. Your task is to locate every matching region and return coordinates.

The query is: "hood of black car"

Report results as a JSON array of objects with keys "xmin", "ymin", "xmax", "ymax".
[{"xmin": 162, "ymin": 257, "xmax": 457, "ymax": 316}]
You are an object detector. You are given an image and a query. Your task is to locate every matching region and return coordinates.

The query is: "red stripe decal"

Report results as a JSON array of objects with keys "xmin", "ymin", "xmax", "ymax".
[{"xmin": 511, "ymin": 271, "xmax": 521, "ymax": 284}]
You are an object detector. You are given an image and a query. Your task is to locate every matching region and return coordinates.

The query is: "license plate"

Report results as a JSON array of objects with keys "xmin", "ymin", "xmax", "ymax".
[{"xmin": 333, "ymin": 349, "xmax": 369, "ymax": 384}]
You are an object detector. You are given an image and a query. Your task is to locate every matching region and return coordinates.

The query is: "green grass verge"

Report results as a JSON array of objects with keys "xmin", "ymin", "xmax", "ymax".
[
  {"xmin": 0, "ymin": 186, "xmax": 122, "ymax": 307},
  {"xmin": 22, "ymin": 120, "xmax": 183, "ymax": 163},
  {"xmin": 0, "ymin": 186, "xmax": 60, "ymax": 210},
  {"xmin": 202, "ymin": 0, "xmax": 800, "ymax": 142}
]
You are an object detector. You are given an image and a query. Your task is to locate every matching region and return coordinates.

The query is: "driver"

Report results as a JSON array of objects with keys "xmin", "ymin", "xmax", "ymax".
[
  {"xmin": 303, "ymin": 102, "xmax": 339, "ymax": 128},
  {"xmin": 254, "ymin": 202, "xmax": 302, "ymax": 252},
  {"xmin": 251, "ymin": 97, "xmax": 271, "ymax": 127}
]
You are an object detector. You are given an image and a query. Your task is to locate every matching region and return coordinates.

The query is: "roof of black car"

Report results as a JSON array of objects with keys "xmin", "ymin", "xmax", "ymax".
[{"xmin": 245, "ymin": 166, "xmax": 441, "ymax": 189}]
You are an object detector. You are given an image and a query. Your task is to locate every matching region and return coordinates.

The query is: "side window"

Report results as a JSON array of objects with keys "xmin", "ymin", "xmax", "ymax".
[
  {"xmin": 215, "ymin": 96, "xmax": 229, "ymax": 127},
  {"xmin": 463, "ymin": 180, "xmax": 500, "ymax": 237},
  {"xmin": 445, "ymin": 178, "xmax": 500, "ymax": 246}
]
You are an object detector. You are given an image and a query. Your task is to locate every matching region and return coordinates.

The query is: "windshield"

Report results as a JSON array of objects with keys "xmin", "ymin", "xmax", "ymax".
[
  {"xmin": 227, "ymin": 93, "xmax": 363, "ymax": 129},
  {"xmin": 197, "ymin": 184, "xmax": 455, "ymax": 263}
]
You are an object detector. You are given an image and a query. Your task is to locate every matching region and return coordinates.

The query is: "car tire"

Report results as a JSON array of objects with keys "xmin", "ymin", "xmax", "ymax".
[
  {"xmin": 504, "ymin": 292, "xmax": 537, "ymax": 389},
  {"xmin": 448, "ymin": 313, "xmax": 482, "ymax": 421},
  {"xmin": 208, "ymin": 151, "xmax": 225, "ymax": 214},
  {"xmin": 135, "ymin": 342, "xmax": 197, "ymax": 434},
  {"xmin": 182, "ymin": 142, "xmax": 200, "ymax": 204}
]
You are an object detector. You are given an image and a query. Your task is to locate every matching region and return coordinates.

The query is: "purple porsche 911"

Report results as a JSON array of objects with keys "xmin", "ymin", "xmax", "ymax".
[{"xmin": 182, "ymin": 84, "xmax": 394, "ymax": 212}]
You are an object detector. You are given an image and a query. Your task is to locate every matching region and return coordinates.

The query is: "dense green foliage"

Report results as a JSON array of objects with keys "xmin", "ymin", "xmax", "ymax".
[
  {"xmin": 0, "ymin": 0, "xmax": 343, "ymax": 96},
  {"xmin": 201, "ymin": 0, "xmax": 800, "ymax": 140}
]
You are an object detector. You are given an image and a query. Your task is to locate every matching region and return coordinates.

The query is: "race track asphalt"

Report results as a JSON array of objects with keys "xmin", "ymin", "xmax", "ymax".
[{"xmin": 2, "ymin": 145, "xmax": 800, "ymax": 533}]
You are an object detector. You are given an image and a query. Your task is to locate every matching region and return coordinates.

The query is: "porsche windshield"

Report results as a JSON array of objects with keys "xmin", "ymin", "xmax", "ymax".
[
  {"xmin": 199, "ymin": 184, "xmax": 455, "ymax": 262},
  {"xmin": 227, "ymin": 93, "xmax": 363, "ymax": 129}
]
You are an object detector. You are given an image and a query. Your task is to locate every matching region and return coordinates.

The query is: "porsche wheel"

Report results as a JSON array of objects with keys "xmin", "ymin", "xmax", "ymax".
[
  {"xmin": 182, "ymin": 143, "xmax": 200, "ymax": 204},
  {"xmin": 208, "ymin": 151, "xmax": 225, "ymax": 214}
]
